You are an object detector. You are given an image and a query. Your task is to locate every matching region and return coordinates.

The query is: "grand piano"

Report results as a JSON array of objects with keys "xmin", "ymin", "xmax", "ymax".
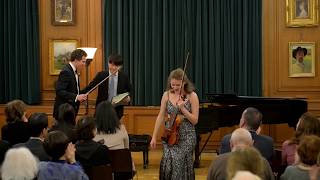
[{"xmin": 194, "ymin": 94, "xmax": 308, "ymax": 167}]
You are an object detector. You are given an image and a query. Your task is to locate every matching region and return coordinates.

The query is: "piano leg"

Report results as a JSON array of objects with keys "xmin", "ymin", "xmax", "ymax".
[{"xmin": 194, "ymin": 134, "xmax": 201, "ymax": 168}]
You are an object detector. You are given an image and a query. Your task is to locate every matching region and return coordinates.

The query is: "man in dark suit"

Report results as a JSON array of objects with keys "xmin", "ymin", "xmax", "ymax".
[
  {"xmin": 207, "ymin": 128, "xmax": 274, "ymax": 180},
  {"xmin": 14, "ymin": 113, "xmax": 51, "ymax": 161},
  {"xmin": 82, "ymin": 54, "xmax": 131, "ymax": 119},
  {"xmin": 219, "ymin": 107, "xmax": 274, "ymax": 163},
  {"xmin": 53, "ymin": 49, "xmax": 88, "ymax": 119}
]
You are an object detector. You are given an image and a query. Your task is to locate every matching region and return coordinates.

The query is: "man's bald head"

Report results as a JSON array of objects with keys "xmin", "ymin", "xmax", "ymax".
[{"xmin": 230, "ymin": 128, "xmax": 253, "ymax": 151}]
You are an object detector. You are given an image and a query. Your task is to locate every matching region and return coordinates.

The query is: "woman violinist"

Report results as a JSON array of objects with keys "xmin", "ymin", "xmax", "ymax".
[{"xmin": 150, "ymin": 68, "xmax": 199, "ymax": 180}]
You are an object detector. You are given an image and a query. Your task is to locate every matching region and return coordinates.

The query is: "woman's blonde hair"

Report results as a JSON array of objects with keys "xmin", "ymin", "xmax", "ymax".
[
  {"xmin": 166, "ymin": 68, "xmax": 195, "ymax": 94},
  {"xmin": 227, "ymin": 147, "xmax": 264, "ymax": 180}
]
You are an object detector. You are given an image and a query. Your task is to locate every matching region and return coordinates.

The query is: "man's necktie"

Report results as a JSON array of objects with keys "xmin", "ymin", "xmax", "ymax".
[
  {"xmin": 108, "ymin": 75, "xmax": 116, "ymax": 102},
  {"xmin": 75, "ymin": 70, "xmax": 79, "ymax": 94}
]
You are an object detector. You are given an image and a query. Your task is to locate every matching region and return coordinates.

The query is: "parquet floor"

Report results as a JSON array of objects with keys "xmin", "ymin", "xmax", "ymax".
[{"xmin": 131, "ymin": 150, "xmax": 217, "ymax": 180}]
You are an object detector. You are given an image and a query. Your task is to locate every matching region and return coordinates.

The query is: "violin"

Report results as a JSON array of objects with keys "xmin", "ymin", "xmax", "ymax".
[
  {"xmin": 161, "ymin": 53, "xmax": 190, "ymax": 146},
  {"xmin": 161, "ymin": 111, "xmax": 183, "ymax": 146}
]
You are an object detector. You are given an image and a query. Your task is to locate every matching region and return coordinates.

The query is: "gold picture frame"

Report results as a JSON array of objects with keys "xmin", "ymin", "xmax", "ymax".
[
  {"xmin": 49, "ymin": 39, "xmax": 79, "ymax": 75},
  {"xmin": 286, "ymin": 0, "xmax": 318, "ymax": 27},
  {"xmin": 289, "ymin": 42, "xmax": 315, "ymax": 77},
  {"xmin": 51, "ymin": 0, "xmax": 76, "ymax": 26}
]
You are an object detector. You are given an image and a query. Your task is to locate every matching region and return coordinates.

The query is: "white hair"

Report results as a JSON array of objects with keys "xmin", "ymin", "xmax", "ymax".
[
  {"xmin": 232, "ymin": 171, "xmax": 261, "ymax": 180},
  {"xmin": 1, "ymin": 147, "xmax": 39, "ymax": 180}
]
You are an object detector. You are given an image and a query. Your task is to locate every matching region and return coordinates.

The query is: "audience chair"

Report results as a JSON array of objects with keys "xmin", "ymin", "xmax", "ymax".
[
  {"xmin": 85, "ymin": 164, "xmax": 113, "ymax": 180},
  {"xmin": 109, "ymin": 149, "xmax": 134, "ymax": 180},
  {"xmin": 271, "ymin": 149, "xmax": 286, "ymax": 180}
]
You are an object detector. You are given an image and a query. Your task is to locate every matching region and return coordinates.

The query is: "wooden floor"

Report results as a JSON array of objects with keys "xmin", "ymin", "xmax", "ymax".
[{"xmin": 131, "ymin": 150, "xmax": 216, "ymax": 180}]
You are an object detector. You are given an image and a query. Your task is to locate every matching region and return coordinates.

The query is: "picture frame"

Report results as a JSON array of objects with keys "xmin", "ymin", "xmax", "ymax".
[
  {"xmin": 286, "ymin": 0, "xmax": 318, "ymax": 27},
  {"xmin": 49, "ymin": 39, "xmax": 79, "ymax": 75},
  {"xmin": 51, "ymin": 0, "xmax": 76, "ymax": 26},
  {"xmin": 288, "ymin": 42, "xmax": 315, "ymax": 77}
]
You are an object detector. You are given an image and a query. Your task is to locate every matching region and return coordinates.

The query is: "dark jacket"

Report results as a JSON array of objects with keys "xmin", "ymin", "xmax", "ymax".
[
  {"xmin": 82, "ymin": 70, "xmax": 131, "ymax": 119},
  {"xmin": 53, "ymin": 64, "xmax": 80, "ymax": 119},
  {"xmin": 1, "ymin": 121, "xmax": 30, "ymax": 146},
  {"xmin": 219, "ymin": 130, "xmax": 274, "ymax": 162},
  {"xmin": 14, "ymin": 138, "xmax": 51, "ymax": 161},
  {"xmin": 75, "ymin": 140, "xmax": 111, "ymax": 169}
]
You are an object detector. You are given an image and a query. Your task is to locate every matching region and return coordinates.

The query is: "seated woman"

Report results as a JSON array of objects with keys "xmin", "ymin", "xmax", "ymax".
[
  {"xmin": 227, "ymin": 147, "xmax": 265, "ymax": 180},
  {"xmin": 281, "ymin": 112, "xmax": 320, "ymax": 166},
  {"xmin": 2, "ymin": 99, "xmax": 30, "ymax": 146},
  {"xmin": 281, "ymin": 135, "xmax": 320, "ymax": 179},
  {"xmin": 38, "ymin": 131, "xmax": 88, "ymax": 180},
  {"xmin": 93, "ymin": 101, "xmax": 136, "ymax": 174},
  {"xmin": 75, "ymin": 116, "xmax": 111, "ymax": 170},
  {"xmin": 93, "ymin": 101, "xmax": 129, "ymax": 150},
  {"xmin": 50, "ymin": 103, "xmax": 77, "ymax": 143},
  {"xmin": 1, "ymin": 147, "xmax": 38, "ymax": 180}
]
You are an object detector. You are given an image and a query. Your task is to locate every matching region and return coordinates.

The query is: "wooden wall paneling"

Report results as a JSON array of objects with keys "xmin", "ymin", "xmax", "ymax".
[
  {"xmin": 39, "ymin": 0, "xmax": 103, "ymax": 106},
  {"xmin": 263, "ymin": 0, "xmax": 320, "ymax": 117}
]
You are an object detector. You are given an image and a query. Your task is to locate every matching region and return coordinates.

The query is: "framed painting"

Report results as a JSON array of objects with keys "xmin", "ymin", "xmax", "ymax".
[
  {"xmin": 49, "ymin": 39, "xmax": 79, "ymax": 75},
  {"xmin": 286, "ymin": 0, "xmax": 318, "ymax": 27},
  {"xmin": 289, "ymin": 42, "xmax": 315, "ymax": 77},
  {"xmin": 51, "ymin": 0, "xmax": 76, "ymax": 26}
]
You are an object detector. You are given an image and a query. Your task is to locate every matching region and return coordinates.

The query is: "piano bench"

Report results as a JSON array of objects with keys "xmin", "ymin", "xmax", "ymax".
[{"xmin": 128, "ymin": 134, "xmax": 152, "ymax": 169}]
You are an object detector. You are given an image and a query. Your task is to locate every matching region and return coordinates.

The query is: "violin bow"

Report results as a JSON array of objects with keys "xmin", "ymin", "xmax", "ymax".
[{"xmin": 85, "ymin": 66, "xmax": 121, "ymax": 95}]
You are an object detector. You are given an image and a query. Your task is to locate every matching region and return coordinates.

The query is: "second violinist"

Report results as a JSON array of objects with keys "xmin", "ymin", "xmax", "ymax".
[{"xmin": 150, "ymin": 68, "xmax": 199, "ymax": 180}]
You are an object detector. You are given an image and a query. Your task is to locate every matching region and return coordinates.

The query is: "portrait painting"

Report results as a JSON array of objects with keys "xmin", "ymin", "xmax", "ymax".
[
  {"xmin": 288, "ymin": 42, "xmax": 315, "ymax": 77},
  {"xmin": 51, "ymin": 0, "xmax": 76, "ymax": 26},
  {"xmin": 49, "ymin": 40, "xmax": 79, "ymax": 75},
  {"xmin": 296, "ymin": 0, "xmax": 309, "ymax": 18},
  {"xmin": 286, "ymin": 0, "xmax": 318, "ymax": 27}
]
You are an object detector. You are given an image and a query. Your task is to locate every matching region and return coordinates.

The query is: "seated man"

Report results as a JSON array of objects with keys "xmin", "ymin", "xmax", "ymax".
[
  {"xmin": 207, "ymin": 128, "xmax": 274, "ymax": 180},
  {"xmin": 14, "ymin": 112, "xmax": 50, "ymax": 161},
  {"xmin": 219, "ymin": 107, "xmax": 274, "ymax": 162}
]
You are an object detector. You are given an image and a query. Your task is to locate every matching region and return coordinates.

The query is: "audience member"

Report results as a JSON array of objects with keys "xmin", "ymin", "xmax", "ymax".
[
  {"xmin": 207, "ymin": 128, "xmax": 274, "ymax": 180},
  {"xmin": 1, "ymin": 147, "xmax": 38, "ymax": 180},
  {"xmin": 93, "ymin": 101, "xmax": 129, "ymax": 149},
  {"xmin": 1, "ymin": 99, "xmax": 30, "ymax": 146},
  {"xmin": 282, "ymin": 112, "xmax": 320, "ymax": 166},
  {"xmin": 227, "ymin": 147, "xmax": 265, "ymax": 180},
  {"xmin": 281, "ymin": 135, "xmax": 320, "ymax": 180},
  {"xmin": 219, "ymin": 107, "xmax": 274, "ymax": 162},
  {"xmin": 50, "ymin": 103, "xmax": 77, "ymax": 143},
  {"xmin": 14, "ymin": 112, "xmax": 50, "ymax": 161},
  {"xmin": 75, "ymin": 116, "xmax": 111, "ymax": 170},
  {"xmin": 38, "ymin": 131, "xmax": 88, "ymax": 180}
]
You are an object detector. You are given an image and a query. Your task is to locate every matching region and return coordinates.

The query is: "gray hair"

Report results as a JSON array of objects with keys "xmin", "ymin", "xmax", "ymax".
[{"xmin": 1, "ymin": 147, "xmax": 39, "ymax": 180}]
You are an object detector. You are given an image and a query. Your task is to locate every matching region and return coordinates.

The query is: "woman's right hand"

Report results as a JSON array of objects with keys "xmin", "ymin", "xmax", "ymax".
[{"xmin": 150, "ymin": 137, "xmax": 157, "ymax": 149}]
